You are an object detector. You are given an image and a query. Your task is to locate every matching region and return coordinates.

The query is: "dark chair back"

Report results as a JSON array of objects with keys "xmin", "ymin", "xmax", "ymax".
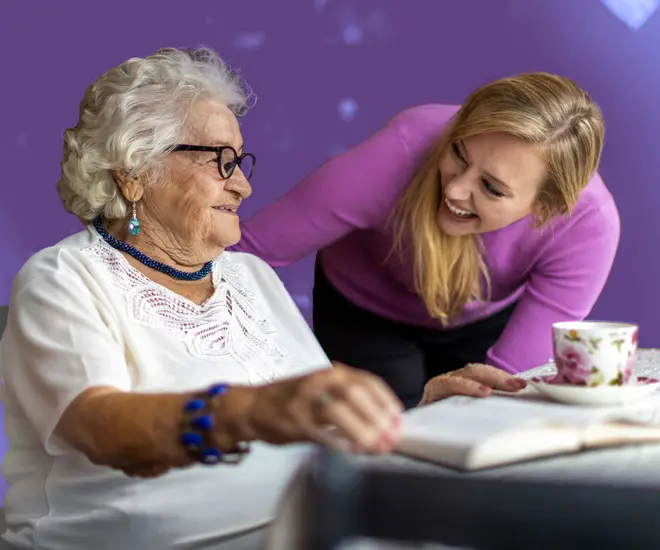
[{"xmin": 0, "ymin": 305, "xmax": 7, "ymax": 340}]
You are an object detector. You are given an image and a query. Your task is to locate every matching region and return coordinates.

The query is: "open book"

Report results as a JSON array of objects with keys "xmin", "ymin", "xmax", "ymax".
[{"xmin": 395, "ymin": 390, "xmax": 660, "ymax": 471}]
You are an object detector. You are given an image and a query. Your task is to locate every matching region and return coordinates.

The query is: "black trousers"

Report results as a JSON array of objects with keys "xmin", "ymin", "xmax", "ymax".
[{"xmin": 313, "ymin": 261, "xmax": 516, "ymax": 409}]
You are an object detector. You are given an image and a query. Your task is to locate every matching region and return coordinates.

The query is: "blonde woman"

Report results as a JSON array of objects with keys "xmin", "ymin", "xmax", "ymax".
[{"xmin": 233, "ymin": 73, "xmax": 620, "ymax": 409}]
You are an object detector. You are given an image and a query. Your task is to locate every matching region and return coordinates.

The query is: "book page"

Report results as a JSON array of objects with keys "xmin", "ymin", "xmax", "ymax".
[
  {"xmin": 396, "ymin": 393, "xmax": 660, "ymax": 470},
  {"xmin": 400, "ymin": 392, "xmax": 619, "ymax": 441},
  {"xmin": 583, "ymin": 423, "xmax": 660, "ymax": 449}
]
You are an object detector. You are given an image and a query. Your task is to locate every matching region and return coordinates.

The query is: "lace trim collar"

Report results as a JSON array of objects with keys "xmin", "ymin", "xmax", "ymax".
[{"xmin": 83, "ymin": 238, "xmax": 289, "ymax": 382}]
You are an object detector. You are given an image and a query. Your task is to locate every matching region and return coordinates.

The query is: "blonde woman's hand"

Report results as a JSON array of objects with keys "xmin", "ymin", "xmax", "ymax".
[
  {"xmin": 245, "ymin": 362, "xmax": 404, "ymax": 454},
  {"xmin": 418, "ymin": 363, "xmax": 527, "ymax": 406}
]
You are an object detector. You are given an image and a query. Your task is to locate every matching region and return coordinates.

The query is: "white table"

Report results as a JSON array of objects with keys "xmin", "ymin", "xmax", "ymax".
[
  {"xmin": 368, "ymin": 348, "xmax": 660, "ymax": 486},
  {"xmin": 266, "ymin": 349, "xmax": 660, "ymax": 549}
]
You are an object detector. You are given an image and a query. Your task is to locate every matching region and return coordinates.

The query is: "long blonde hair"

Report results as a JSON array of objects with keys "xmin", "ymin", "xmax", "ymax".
[{"xmin": 392, "ymin": 73, "xmax": 604, "ymax": 323}]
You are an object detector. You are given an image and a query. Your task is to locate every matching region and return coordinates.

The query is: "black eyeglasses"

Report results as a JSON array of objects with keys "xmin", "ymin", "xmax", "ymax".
[{"xmin": 172, "ymin": 145, "xmax": 255, "ymax": 181}]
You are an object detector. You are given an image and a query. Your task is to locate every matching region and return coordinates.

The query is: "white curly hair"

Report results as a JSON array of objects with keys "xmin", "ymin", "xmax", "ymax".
[{"xmin": 57, "ymin": 47, "xmax": 253, "ymax": 222}]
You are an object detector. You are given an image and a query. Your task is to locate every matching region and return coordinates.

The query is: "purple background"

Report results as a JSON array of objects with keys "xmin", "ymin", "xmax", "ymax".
[{"xmin": 0, "ymin": 0, "xmax": 659, "ymax": 499}]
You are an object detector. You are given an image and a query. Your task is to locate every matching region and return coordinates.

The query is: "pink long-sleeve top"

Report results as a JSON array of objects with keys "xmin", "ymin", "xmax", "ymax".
[{"xmin": 233, "ymin": 104, "xmax": 620, "ymax": 373}]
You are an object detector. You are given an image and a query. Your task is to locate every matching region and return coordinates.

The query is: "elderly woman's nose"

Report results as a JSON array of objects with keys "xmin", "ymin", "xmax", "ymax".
[{"xmin": 226, "ymin": 175, "xmax": 252, "ymax": 198}]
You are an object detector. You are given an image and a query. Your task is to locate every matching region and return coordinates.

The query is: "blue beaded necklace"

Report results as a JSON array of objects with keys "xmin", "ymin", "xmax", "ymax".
[{"xmin": 92, "ymin": 217, "xmax": 213, "ymax": 281}]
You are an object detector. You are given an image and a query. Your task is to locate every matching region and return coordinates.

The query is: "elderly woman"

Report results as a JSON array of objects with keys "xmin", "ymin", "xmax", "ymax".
[{"xmin": 0, "ymin": 48, "xmax": 519, "ymax": 550}]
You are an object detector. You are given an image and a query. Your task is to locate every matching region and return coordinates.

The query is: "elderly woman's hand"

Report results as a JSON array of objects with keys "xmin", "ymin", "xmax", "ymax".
[
  {"xmin": 418, "ymin": 363, "xmax": 527, "ymax": 406},
  {"xmin": 244, "ymin": 363, "xmax": 404, "ymax": 454}
]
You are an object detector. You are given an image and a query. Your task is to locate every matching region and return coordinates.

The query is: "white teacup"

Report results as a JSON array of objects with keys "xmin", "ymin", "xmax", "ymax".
[{"xmin": 552, "ymin": 321, "xmax": 639, "ymax": 387}]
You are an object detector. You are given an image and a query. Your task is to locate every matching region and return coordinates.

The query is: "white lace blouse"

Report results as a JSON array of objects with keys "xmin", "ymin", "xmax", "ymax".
[{"xmin": 0, "ymin": 226, "xmax": 330, "ymax": 550}]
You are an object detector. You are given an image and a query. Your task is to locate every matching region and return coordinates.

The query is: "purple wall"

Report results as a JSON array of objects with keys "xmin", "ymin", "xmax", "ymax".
[{"xmin": 0, "ymin": 0, "xmax": 659, "ymax": 496}]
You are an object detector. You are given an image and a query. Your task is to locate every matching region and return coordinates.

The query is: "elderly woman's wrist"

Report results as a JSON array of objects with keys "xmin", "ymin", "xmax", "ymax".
[
  {"xmin": 209, "ymin": 386, "xmax": 258, "ymax": 447},
  {"xmin": 177, "ymin": 384, "xmax": 255, "ymax": 465}
]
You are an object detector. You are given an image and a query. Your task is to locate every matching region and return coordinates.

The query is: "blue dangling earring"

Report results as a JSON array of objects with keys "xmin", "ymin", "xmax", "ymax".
[{"xmin": 128, "ymin": 201, "xmax": 141, "ymax": 235}]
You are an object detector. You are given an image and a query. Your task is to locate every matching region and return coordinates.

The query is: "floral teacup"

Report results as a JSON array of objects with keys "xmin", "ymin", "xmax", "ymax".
[{"xmin": 552, "ymin": 321, "xmax": 639, "ymax": 387}]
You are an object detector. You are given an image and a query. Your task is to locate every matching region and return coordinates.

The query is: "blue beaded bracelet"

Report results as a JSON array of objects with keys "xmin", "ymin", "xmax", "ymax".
[{"xmin": 180, "ymin": 383, "xmax": 250, "ymax": 465}]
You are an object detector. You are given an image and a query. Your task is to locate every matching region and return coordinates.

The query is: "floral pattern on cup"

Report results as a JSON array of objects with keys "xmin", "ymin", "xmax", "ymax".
[
  {"xmin": 552, "ymin": 323, "xmax": 638, "ymax": 388},
  {"xmin": 622, "ymin": 353, "xmax": 636, "ymax": 383},
  {"xmin": 554, "ymin": 340, "xmax": 593, "ymax": 385}
]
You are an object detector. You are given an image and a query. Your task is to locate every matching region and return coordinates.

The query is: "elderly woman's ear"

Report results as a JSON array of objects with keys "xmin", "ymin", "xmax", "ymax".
[{"xmin": 113, "ymin": 170, "xmax": 144, "ymax": 203}]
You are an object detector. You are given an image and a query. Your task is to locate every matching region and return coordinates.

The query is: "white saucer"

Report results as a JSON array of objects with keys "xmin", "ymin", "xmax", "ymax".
[{"xmin": 527, "ymin": 371, "xmax": 660, "ymax": 407}]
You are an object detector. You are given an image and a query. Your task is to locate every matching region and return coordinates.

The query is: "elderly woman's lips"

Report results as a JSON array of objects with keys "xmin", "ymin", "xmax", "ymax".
[{"xmin": 212, "ymin": 205, "xmax": 239, "ymax": 214}]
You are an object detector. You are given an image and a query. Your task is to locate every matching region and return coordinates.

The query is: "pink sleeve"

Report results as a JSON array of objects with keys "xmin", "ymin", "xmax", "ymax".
[
  {"xmin": 232, "ymin": 114, "xmax": 417, "ymax": 267},
  {"xmin": 486, "ymin": 197, "xmax": 621, "ymax": 374}
]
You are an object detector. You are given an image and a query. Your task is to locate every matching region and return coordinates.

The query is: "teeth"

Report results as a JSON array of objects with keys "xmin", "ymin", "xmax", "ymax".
[{"xmin": 445, "ymin": 198, "xmax": 474, "ymax": 218}]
